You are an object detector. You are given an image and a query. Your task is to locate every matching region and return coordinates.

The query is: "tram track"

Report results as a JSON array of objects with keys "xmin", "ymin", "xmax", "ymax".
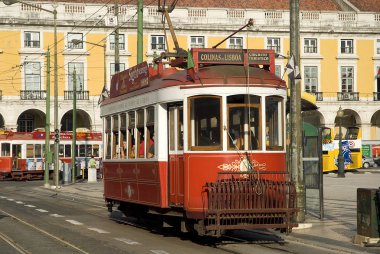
[
  {"xmin": 0, "ymin": 208, "xmax": 90, "ymax": 254},
  {"xmin": 0, "ymin": 231, "xmax": 31, "ymax": 254}
]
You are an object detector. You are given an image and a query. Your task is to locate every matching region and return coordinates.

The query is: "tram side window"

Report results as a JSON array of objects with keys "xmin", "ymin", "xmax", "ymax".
[
  {"xmin": 146, "ymin": 106, "xmax": 155, "ymax": 158},
  {"xmin": 59, "ymin": 144, "xmax": 65, "ymax": 157},
  {"xmin": 178, "ymin": 107, "xmax": 184, "ymax": 150},
  {"xmin": 112, "ymin": 115, "xmax": 119, "ymax": 159},
  {"xmin": 266, "ymin": 96, "xmax": 284, "ymax": 150},
  {"xmin": 227, "ymin": 95, "xmax": 261, "ymax": 151},
  {"xmin": 105, "ymin": 116, "xmax": 112, "ymax": 159},
  {"xmin": 120, "ymin": 113, "xmax": 127, "ymax": 159},
  {"xmin": 26, "ymin": 144, "xmax": 34, "ymax": 158},
  {"xmin": 2, "ymin": 143, "xmax": 10, "ymax": 156},
  {"xmin": 189, "ymin": 96, "xmax": 222, "ymax": 150},
  {"xmin": 93, "ymin": 144, "xmax": 99, "ymax": 157},
  {"xmin": 79, "ymin": 145, "xmax": 86, "ymax": 157},
  {"xmin": 137, "ymin": 109, "xmax": 145, "ymax": 158},
  {"xmin": 12, "ymin": 144, "xmax": 21, "ymax": 157},
  {"xmin": 169, "ymin": 108, "xmax": 175, "ymax": 151},
  {"xmin": 128, "ymin": 111, "xmax": 136, "ymax": 159},
  {"xmin": 35, "ymin": 144, "xmax": 42, "ymax": 158},
  {"xmin": 64, "ymin": 144, "xmax": 71, "ymax": 157}
]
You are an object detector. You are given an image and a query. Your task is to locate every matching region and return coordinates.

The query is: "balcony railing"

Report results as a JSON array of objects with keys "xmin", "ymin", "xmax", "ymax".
[
  {"xmin": 20, "ymin": 90, "xmax": 46, "ymax": 100},
  {"xmin": 337, "ymin": 92, "xmax": 359, "ymax": 101},
  {"xmin": 64, "ymin": 90, "xmax": 89, "ymax": 100},
  {"xmin": 309, "ymin": 92, "xmax": 323, "ymax": 101}
]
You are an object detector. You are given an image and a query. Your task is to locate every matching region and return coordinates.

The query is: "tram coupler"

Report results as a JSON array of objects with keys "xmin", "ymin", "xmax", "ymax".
[{"xmin": 107, "ymin": 201, "xmax": 113, "ymax": 212}]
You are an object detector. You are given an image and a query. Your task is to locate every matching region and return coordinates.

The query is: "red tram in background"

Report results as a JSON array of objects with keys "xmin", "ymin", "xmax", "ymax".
[
  {"xmin": 100, "ymin": 47, "xmax": 297, "ymax": 236},
  {"xmin": 0, "ymin": 130, "xmax": 102, "ymax": 180}
]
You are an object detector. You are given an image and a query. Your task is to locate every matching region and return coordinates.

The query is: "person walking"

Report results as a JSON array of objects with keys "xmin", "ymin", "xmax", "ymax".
[{"xmin": 88, "ymin": 155, "xmax": 97, "ymax": 183}]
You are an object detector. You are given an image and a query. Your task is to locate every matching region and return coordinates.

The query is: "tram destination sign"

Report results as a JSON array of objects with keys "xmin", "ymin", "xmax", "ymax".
[
  {"xmin": 198, "ymin": 51, "xmax": 244, "ymax": 64},
  {"xmin": 110, "ymin": 61, "xmax": 149, "ymax": 98},
  {"xmin": 195, "ymin": 49, "xmax": 272, "ymax": 66}
]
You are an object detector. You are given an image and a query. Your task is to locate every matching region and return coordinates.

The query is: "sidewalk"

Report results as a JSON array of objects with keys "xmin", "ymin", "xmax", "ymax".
[{"xmin": 47, "ymin": 172, "xmax": 380, "ymax": 253}]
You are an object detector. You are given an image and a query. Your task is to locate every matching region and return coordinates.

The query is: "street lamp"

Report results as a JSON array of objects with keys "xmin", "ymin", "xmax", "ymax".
[
  {"xmin": 3, "ymin": 0, "xmax": 58, "ymax": 188},
  {"xmin": 337, "ymin": 106, "xmax": 345, "ymax": 178}
]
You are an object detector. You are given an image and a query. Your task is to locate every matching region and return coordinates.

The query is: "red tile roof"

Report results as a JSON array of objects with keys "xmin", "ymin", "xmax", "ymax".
[
  {"xmin": 49, "ymin": 0, "xmax": 343, "ymax": 11},
  {"xmin": 348, "ymin": 0, "xmax": 380, "ymax": 12}
]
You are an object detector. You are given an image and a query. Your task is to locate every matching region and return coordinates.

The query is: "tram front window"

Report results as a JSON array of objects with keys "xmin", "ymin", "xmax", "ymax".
[
  {"xmin": 189, "ymin": 96, "xmax": 222, "ymax": 150},
  {"xmin": 266, "ymin": 96, "xmax": 284, "ymax": 150},
  {"xmin": 227, "ymin": 95, "xmax": 261, "ymax": 151}
]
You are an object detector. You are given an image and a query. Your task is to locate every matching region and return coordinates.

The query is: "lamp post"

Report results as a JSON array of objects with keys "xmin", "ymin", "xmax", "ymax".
[
  {"xmin": 71, "ymin": 39, "xmax": 106, "ymax": 182},
  {"xmin": 337, "ymin": 106, "xmax": 345, "ymax": 178},
  {"xmin": 3, "ymin": 0, "xmax": 59, "ymax": 188}
]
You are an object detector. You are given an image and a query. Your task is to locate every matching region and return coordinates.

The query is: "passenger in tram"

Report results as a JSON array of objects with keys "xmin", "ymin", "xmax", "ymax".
[
  {"xmin": 147, "ymin": 133, "xmax": 155, "ymax": 158},
  {"xmin": 231, "ymin": 128, "xmax": 244, "ymax": 150},
  {"xmin": 139, "ymin": 133, "xmax": 154, "ymax": 158}
]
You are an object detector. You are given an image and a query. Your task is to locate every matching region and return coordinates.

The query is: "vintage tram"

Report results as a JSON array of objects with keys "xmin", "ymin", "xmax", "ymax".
[
  {"xmin": 0, "ymin": 130, "xmax": 102, "ymax": 180},
  {"xmin": 101, "ymin": 48, "xmax": 297, "ymax": 236}
]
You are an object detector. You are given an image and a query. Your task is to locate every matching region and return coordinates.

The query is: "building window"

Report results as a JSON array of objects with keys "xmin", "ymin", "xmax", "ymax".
[
  {"xmin": 341, "ymin": 66, "xmax": 354, "ymax": 92},
  {"xmin": 267, "ymin": 37, "xmax": 280, "ymax": 53},
  {"xmin": 67, "ymin": 33, "xmax": 83, "ymax": 49},
  {"xmin": 18, "ymin": 113, "xmax": 34, "ymax": 132},
  {"xmin": 24, "ymin": 31, "xmax": 40, "ymax": 48},
  {"xmin": 25, "ymin": 62, "xmax": 41, "ymax": 90},
  {"xmin": 110, "ymin": 63, "xmax": 126, "ymax": 77},
  {"xmin": 304, "ymin": 38, "xmax": 317, "ymax": 53},
  {"xmin": 341, "ymin": 39, "xmax": 353, "ymax": 54},
  {"xmin": 68, "ymin": 62, "xmax": 84, "ymax": 91},
  {"xmin": 229, "ymin": 37, "xmax": 243, "ymax": 49},
  {"xmin": 190, "ymin": 36, "xmax": 204, "ymax": 48},
  {"xmin": 109, "ymin": 33, "xmax": 125, "ymax": 50},
  {"xmin": 275, "ymin": 65, "xmax": 282, "ymax": 78},
  {"xmin": 304, "ymin": 66, "xmax": 318, "ymax": 93},
  {"xmin": 376, "ymin": 39, "xmax": 380, "ymax": 55},
  {"xmin": 151, "ymin": 35, "xmax": 165, "ymax": 51}
]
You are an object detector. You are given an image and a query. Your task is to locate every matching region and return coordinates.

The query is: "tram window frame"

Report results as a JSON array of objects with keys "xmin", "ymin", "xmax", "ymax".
[
  {"xmin": 188, "ymin": 95, "xmax": 222, "ymax": 151},
  {"xmin": 146, "ymin": 106, "xmax": 155, "ymax": 158},
  {"xmin": 169, "ymin": 108, "xmax": 175, "ymax": 151},
  {"xmin": 112, "ymin": 115, "xmax": 120, "ymax": 159},
  {"xmin": 105, "ymin": 116, "xmax": 112, "ymax": 159},
  {"xmin": 120, "ymin": 113, "xmax": 127, "ymax": 159},
  {"xmin": 12, "ymin": 144, "xmax": 22, "ymax": 157},
  {"xmin": 227, "ymin": 95, "xmax": 261, "ymax": 151},
  {"xmin": 265, "ymin": 96, "xmax": 284, "ymax": 150},
  {"xmin": 1, "ymin": 143, "xmax": 10, "ymax": 156},
  {"xmin": 137, "ymin": 109, "xmax": 145, "ymax": 158},
  {"xmin": 127, "ymin": 111, "xmax": 136, "ymax": 159},
  {"xmin": 178, "ymin": 107, "xmax": 184, "ymax": 150},
  {"xmin": 64, "ymin": 144, "xmax": 71, "ymax": 157}
]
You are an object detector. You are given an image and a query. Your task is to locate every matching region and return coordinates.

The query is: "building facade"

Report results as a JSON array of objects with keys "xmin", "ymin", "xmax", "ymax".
[{"xmin": 0, "ymin": 0, "xmax": 380, "ymax": 147}]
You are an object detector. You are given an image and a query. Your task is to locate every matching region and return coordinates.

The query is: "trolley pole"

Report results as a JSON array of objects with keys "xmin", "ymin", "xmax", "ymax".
[
  {"xmin": 290, "ymin": 0, "xmax": 305, "ymax": 222},
  {"xmin": 44, "ymin": 48, "xmax": 51, "ymax": 187},
  {"xmin": 72, "ymin": 69, "xmax": 77, "ymax": 183}
]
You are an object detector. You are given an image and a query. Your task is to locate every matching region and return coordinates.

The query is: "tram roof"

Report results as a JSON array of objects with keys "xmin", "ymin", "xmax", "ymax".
[{"xmin": 103, "ymin": 64, "xmax": 286, "ymax": 105}]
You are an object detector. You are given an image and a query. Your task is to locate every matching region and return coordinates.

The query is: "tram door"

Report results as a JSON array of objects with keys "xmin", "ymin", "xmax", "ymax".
[{"xmin": 168, "ymin": 106, "xmax": 184, "ymax": 206}]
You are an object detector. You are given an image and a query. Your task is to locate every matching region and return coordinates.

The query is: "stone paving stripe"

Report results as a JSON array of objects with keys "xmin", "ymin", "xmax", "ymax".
[
  {"xmin": 0, "ymin": 196, "xmax": 6, "ymax": 199},
  {"xmin": 114, "ymin": 237, "xmax": 141, "ymax": 245},
  {"xmin": 150, "ymin": 250, "xmax": 170, "ymax": 254},
  {"xmin": 50, "ymin": 214, "xmax": 64, "ymax": 218},
  {"xmin": 7, "ymin": 198, "xmax": 14, "ymax": 201},
  {"xmin": 87, "ymin": 227, "xmax": 110, "ymax": 234},
  {"xmin": 15, "ymin": 201, "xmax": 24, "ymax": 204},
  {"xmin": 36, "ymin": 209, "xmax": 48, "ymax": 213},
  {"xmin": 24, "ymin": 204, "xmax": 36, "ymax": 208},
  {"xmin": 66, "ymin": 220, "xmax": 83, "ymax": 225}
]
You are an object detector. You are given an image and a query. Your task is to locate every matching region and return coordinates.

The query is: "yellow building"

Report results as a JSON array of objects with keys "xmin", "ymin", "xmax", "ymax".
[{"xmin": 0, "ymin": 0, "xmax": 379, "ymax": 149}]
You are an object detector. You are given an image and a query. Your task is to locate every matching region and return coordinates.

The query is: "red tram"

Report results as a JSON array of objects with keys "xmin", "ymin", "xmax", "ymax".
[
  {"xmin": 101, "ymin": 48, "xmax": 297, "ymax": 236},
  {"xmin": 0, "ymin": 130, "xmax": 102, "ymax": 180}
]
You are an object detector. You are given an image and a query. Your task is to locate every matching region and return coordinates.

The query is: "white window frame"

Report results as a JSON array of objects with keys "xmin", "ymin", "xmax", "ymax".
[
  {"xmin": 376, "ymin": 39, "xmax": 380, "ymax": 55},
  {"xmin": 110, "ymin": 63, "xmax": 126, "ymax": 78},
  {"xmin": 304, "ymin": 38, "xmax": 318, "ymax": 54},
  {"xmin": 340, "ymin": 39, "xmax": 354, "ymax": 54},
  {"xmin": 275, "ymin": 65, "xmax": 282, "ymax": 78},
  {"xmin": 266, "ymin": 37, "xmax": 281, "ymax": 53},
  {"xmin": 109, "ymin": 33, "xmax": 125, "ymax": 50},
  {"xmin": 150, "ymin": 35, "xmax": 166, "ymax": 52},
  {"xmin": 68, "ymin": 62, "xmax": 85, "ymax": 91},
  {"xmin": 228, "ymin": 37, "xmax": 243, "ymax": 49},
  {"xmin": 190, "ymin": 36, "xmax": 205, "ymax": 48},
  {"xmin": 67, "ymin": 33, "xmax": 84, "ymax": 49},
  {"xmin": 303, "ymin": 66, "xmax": 318, "ymax": 93},
  {"xmin": 24, "ymin": 62, "xmax": 41, "ymax": 90},
  {"xmin": 24, "ymin": 31, "xmax": 40, "ymax": 48},
  {"xmin": 340, "ymin": 66, "xmax": 354, "ymax": 93}
]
